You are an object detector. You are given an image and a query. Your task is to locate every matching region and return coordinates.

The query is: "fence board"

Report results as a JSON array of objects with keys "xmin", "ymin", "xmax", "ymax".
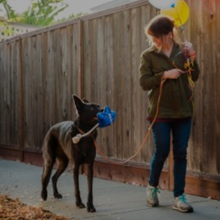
[{"xmin": 0, "ymin": 43, "xmax": 20, "ymax": 146}]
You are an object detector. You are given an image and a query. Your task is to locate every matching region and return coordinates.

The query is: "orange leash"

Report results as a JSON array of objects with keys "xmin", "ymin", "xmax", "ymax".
[{"xmin": 94, "ymin": 78, "xmax": 166, "ymax": 165}]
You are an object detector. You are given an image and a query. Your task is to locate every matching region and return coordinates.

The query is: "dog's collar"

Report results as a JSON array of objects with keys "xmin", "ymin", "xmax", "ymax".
[{"xmin": 74, "ymin": 124, "xmax": 84, "ymax": 134}]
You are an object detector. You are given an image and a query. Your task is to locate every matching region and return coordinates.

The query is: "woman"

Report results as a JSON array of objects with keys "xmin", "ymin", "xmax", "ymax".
[{"xmin": 139, "ymin": 15, "xmax": 200, "ymax": 213}]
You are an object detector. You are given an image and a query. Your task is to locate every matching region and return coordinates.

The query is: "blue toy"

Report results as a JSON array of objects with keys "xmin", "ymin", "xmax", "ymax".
[
  {"xmin": 72, "ymin": 106, "xmax": 116, "ymax": 144},
  {"xmin": 97, "ymin": 106, "xmax": 116, "ymax": 128}
]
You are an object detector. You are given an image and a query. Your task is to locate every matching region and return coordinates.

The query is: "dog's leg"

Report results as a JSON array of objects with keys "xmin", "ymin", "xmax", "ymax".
[
  {"xmin": 41, "ymin": 158, "xmax": 55, "ymax": 201},
  {"xmin": 52, "ymin": 156, "xmax": 69, "ymax": 199},
  {"xmin": 87, "ymin": 163, "xmax": 96, "ymax": 212},
  {"xmin": 73, "ymin": 163, "xmax": 85, "ymax": 209},
  {"xmin": 41, "ymin": 135, "xmax": 57, "ymax": 201}
]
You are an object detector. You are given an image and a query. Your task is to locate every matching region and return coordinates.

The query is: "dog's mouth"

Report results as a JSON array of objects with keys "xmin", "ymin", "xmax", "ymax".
[{"xmin": 92, "ymin": 109, "xmax": 103, "ymax": 123}]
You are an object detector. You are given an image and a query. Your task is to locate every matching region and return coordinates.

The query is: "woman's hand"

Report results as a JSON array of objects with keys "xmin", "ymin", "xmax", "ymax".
[
  {"xmin": 182, "ymin": 41, "xmax": 196, "ymax": 60},
  {"xmin": 163, "ymin": 68, "xmax": 184, "ymax": 79}
]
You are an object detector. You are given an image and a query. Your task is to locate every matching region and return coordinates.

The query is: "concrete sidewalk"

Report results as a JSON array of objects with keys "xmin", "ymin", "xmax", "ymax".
[{"xmin": 0, "ymin": 159, "xmax": 220, "ymax": 220}]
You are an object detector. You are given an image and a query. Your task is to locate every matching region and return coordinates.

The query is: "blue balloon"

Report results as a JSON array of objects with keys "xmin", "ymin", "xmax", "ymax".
[{"xmin": 97, "ymin": 106, "xmax": 116, "ymax": 128}]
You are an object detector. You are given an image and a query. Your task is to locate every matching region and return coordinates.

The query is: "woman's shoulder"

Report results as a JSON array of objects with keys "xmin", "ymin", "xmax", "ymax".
[{"xmin": 141, "ymin": 45, "xmax": 157, "ymax": 57}]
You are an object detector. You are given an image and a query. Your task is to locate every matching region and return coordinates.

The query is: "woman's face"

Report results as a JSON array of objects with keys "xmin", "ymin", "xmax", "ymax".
[
  {"xmin": 151, "ymin": 32, "xmax": 173, "ymax": 49},
  {"xmin": 152, "ymin": 36, "xmax": 162, "ymax": 48}
]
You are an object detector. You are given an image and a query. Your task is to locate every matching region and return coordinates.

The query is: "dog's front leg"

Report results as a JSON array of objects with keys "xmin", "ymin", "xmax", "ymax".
[
  {"xmin": 87, "ymin": 163, "xmax": 96, "ymax": 212},
  {"xmin": 73, "ymin": 164, "xmax": 85, "ymax": 209}
]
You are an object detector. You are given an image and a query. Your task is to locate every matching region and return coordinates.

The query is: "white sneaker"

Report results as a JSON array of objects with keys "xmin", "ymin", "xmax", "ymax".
[
  {"xmin": 173, "ymin": 194, "xmax": 193, "ymax": 213},
  {"xmin": 146, "ymin": 185, "xmax": 160, "ymax": 207}
]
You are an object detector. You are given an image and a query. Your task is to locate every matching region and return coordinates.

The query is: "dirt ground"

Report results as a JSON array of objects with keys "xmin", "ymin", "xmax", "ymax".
[{"xmin": 0, "ymin": 195, "xmax": 71, "ymax": 220}]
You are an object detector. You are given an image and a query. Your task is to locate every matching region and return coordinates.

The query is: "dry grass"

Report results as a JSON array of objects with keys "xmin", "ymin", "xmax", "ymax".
[{"xmin": 0, "ymin": 195, "xmax": 71, "ymax": 220}]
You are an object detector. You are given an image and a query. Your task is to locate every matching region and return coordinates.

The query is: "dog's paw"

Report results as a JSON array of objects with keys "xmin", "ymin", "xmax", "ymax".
[
  {"xmin": 54, "ymin": 192, "xmax": 62, "ymax": 199},
  {"xmin": 41, "ymin": 190, "xmax": 48, "ymax": 201},
  {"xmin": 76, "ymin": 202, "xmax": 86, "ymax": 209},
  {"xmin": 87, "ymin": 204, "xmax": 96, "ymax": 213}
]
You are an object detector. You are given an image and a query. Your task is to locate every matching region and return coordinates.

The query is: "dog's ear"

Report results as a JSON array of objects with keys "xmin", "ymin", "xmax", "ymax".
[
  {"xmin": 72, "ymin": 95, "xmax": 83, "ymax": 115},
  {"xmin": 82, "ymin": 98, "xmax": 89, "ymax": 103}
]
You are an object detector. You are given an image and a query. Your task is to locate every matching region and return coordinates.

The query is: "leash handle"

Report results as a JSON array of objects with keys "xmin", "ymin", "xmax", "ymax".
[{"xmin": 72, "ymin": 124, "xmax": 99, "ymax": 144}]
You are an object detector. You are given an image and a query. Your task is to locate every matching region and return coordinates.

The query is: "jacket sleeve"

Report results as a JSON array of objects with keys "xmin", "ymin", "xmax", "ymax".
[{"xmin": 139, "ymin": 52, "xmax": 164, "ymax": 91}]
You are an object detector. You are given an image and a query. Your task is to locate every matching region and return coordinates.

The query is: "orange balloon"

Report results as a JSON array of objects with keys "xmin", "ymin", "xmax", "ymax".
[{"xmin": 160, "ymin": 0, "xmax": 189, "ymax": 27}]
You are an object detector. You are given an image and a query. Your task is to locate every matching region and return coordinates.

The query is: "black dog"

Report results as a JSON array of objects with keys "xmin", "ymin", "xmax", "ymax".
[{"xmin": 41, "ymin": 95, "xmax": 102, "ymax": 212}]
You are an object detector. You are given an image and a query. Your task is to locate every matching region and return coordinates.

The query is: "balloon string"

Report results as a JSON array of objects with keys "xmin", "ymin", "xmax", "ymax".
[{"xmin": 173, "ymin": 5, "xmax": 186, "ymax": 41}]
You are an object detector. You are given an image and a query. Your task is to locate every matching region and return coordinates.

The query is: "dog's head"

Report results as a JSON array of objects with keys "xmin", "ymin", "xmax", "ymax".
[{"xmin": 73, "ymin": 95, "xmax": 103, "ymax": 126}]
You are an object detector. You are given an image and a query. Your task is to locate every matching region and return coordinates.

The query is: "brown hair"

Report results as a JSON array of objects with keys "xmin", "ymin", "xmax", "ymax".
[{"xmin": 145, "ymin": 15, "xmax": 175, "ymax": 44}]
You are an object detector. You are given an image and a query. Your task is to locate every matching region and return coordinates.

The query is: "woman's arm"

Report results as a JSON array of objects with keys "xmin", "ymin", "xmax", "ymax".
[
  {"xmin": 139, "ymin": 53, "xmax": 164, "ymax": 91},
  {"xmin": 182, "ymin": 41, "xmax": 200, "ymax": 81}
]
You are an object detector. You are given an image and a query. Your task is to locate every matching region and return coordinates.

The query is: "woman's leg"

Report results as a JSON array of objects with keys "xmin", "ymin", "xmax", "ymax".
[
  {"xmin": 149, "ymin": 122, "xmax": 171, "ymax": 187},
  {"xmin": 172, "ymin": 119, "xmax": 191, "ymax": 197}
]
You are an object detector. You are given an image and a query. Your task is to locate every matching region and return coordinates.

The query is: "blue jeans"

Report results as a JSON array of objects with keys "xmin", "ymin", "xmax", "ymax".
[{"xmin": 148, "ymin": 118, "xmax": 191, "ymax": 197}]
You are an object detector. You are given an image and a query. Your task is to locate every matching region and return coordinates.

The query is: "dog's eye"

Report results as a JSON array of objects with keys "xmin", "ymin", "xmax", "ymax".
[{"xmin": 90, "ymin": 105, "xmax": 100, "ymax": 112}]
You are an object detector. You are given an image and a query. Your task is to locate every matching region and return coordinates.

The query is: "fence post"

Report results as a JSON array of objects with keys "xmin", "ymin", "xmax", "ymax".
[
  {"xmin": 78, "ymin": 19, "xmax": 84, "ymax": 98},
  {"xmin": 19, "ymin": 37, "xmax": 24, "ymax": 162}
]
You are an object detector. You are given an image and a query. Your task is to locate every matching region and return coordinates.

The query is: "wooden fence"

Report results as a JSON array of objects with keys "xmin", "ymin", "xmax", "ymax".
[{"xmin": 1, "ymin": 0, "xmax": 220, "ymax": 199}]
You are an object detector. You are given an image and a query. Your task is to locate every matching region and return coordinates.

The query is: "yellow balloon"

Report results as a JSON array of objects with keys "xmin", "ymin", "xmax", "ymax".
[{"xmin": 160, "ymin": 0, "xmax": 189, "ymax": 27}]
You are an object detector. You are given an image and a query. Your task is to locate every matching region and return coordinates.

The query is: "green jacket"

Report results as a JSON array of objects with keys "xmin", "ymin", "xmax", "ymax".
[{"xmin": 139, "ymin": 42, "xmax": 200, "ymax": 119}]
